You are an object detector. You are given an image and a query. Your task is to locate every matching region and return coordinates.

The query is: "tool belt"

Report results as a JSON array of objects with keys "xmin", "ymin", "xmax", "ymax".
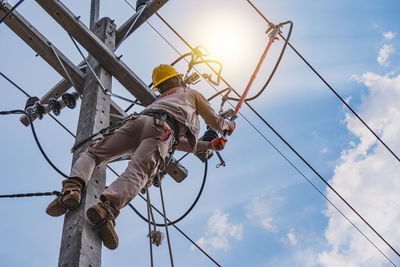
[{"xmin": 139, "ymin": 109, "xmax": 180, "ymax": 144}]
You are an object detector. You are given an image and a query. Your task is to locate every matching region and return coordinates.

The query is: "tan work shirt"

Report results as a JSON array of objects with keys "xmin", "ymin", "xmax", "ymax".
[{"xmin": 143, "ymin": 86, "xmax": 234, "ymax": 152}]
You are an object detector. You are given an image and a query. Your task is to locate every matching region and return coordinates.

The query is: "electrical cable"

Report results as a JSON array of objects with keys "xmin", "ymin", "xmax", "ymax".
[
  {"xmin": 245, "ymin": 0, "xmax": 400, "ymax": 163},
  {"xmin": 129, "ymin": 158, "xmax": 208, "ymax": 227},
  {"xmin": 0, "ymin": 110, "xmax": 68, "ymax": 178},
  {"xmin": 0, "ymin": 191, "xmax": 61, "ymax": 198},
  {"xmin": 0, "ymin": 0, "xmax": 25, "ymax": 25},
  {"xmin": 0, "ymin": 72, "xmax": 30, "ymax": 97}
]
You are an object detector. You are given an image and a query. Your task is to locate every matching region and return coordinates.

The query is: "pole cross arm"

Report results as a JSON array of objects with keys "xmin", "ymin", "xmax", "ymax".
[
  {"xmin": 33, "ymin": 0, "xmax": 168, "ymax": 122},
  {"xmin": 0, "ymin": 2, "xmax": 85, "ymax": 90},
  {"xmin": 115, "ymin": 0, "xmax": 168, "ymax": 46},
  {"xmin": 0, "ymin": 2, "xmax": 129, "ymax": 124},
  {"xmin": 35, "ymin": 0, "xmax": 156, "ymax": 106}
]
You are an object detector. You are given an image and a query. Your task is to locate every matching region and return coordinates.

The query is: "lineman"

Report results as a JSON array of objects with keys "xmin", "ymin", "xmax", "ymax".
[{"xmin": 45, "ymin": 64, "xmax": 235, "ymax": 250}]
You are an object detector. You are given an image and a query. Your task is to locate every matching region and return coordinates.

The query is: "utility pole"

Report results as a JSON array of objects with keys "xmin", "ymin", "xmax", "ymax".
[{"xmin": 58, "ymin": 16, "xmax": 116, "ymax": 267}]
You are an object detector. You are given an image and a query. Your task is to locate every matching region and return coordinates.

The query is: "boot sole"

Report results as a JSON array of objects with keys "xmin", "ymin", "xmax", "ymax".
[
  {"xmin": 46, "ymin": 193, "xmax": 80, "ymax": 217},
  {"xmin": 46, "ymin": 198, "xmax": 67, "ymax": 217},
  {"xmin": 87, "ymin": 206, "xmax": 119, "ymax": 250},
  {"xmin": 98, "ymin": 224, "xmax": 119, "ymax": 250}
]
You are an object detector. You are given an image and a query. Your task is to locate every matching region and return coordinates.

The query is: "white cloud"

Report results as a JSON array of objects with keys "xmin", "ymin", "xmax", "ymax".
[
  {"xmin": 377, "ymin": 44, "xmax": 394, "ymax": 66},
  {"xmin": 317, "ymin": 72, "xmax": 400, "ymax": 266},
  {"xmin": 321, "ymin": 148, "xmax": 329, "ymax": 154},
  {"xmin": 383, "ymin": 31, "xmax": 396, "ymax": 41},
  {"xmin": 194, "ymin": 209, "xmax": 242, "ymax": 252},
  {"xmin": 287, "ymin": 228, "xmax": 298, "ymax": 246},
  {"xmin": 246, "ymin": 195, "xmax": 284, "ymax": 232}
]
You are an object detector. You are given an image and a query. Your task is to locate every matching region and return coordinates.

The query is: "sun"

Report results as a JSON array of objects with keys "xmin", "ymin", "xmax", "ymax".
[{"xmin": 190, "ymin": 9, "xmax": 265, "ymax": 79}]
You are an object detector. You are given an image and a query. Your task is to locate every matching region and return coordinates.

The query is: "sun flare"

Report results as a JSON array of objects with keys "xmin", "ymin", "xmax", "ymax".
[{"xmin": 190, "ymin": 8, "xmax": 265, "ymax": 79}]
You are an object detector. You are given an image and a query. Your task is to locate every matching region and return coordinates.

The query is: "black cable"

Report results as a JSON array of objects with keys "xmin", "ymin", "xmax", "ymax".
[
  {"xmin": 129, "ymin": 158, "xmax": 208, "ymax": 227},
  {"xmin": 0, "ymin": 191, "xmax": 60, "ymax": 198},
  {"xmin": 245, "ymin": 0, "xmax": 400, "ymax": 163},
  {"xmin": 0, "ymin": 110, "xmax": 69, "ymax": 178},
  {"xmin": 0, "ymin": 0, "xmax": 25, "ymax": 25},
  {"xmin": 0, "ymin": 72, "xmax": 30, "ymax": 97}
]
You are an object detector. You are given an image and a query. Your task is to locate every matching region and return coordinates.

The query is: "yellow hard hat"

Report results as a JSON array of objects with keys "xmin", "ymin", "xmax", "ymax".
[{"xmin": 152, "ymin": 64, "xmax": 183, "ymax": 92}]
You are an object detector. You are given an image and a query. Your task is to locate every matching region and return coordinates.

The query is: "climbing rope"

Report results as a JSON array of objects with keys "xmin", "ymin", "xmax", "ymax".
[
  {"xmin": 157, "ymin": 172, "xmax": 175, "ymax": 267},
  {"xmin": 146, "ymin": 185, "xmax": 155, "ymax": 267}
]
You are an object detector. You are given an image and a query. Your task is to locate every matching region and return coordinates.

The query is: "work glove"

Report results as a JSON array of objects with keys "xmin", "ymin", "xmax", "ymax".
[
  {"xmin": 227, "ymin": 121, "xmax": 236, "ymax": 136},
  {"xmin": 211, "ymin": 137, "xmax": 228, "ymax": 151},
  {"xmin": 223, "ymin": 121, "xmax": 235, "ymax": 136}
]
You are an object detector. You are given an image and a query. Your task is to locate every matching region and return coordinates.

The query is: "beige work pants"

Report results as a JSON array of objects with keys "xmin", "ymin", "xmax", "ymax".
[{"xmin": 70, "ymin": 115, "xmax": 173, "ymax": 209}]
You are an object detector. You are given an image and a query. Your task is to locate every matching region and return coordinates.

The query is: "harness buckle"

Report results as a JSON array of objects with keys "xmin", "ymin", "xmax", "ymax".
[{"xmin": 156, "ymin": 121, "xmax": 174, "ymax": 141}]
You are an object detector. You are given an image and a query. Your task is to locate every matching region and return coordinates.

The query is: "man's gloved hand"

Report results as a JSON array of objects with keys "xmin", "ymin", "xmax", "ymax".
[
  {"xmin": 227, "ymin": 121, "xmax": 235, "ymax": 136},
  {"xmin": 223, "ymin": 122, "xmax": 235, "ymax": 136},
  {"xmin": 211, "ymin": 137, "xmax": 228, "ymax": 151}
]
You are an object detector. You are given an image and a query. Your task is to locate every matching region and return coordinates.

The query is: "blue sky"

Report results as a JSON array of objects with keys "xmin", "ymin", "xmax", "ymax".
[{"xmin": 1, "ymin": 0, "xmax": 400, "ymax": 266}]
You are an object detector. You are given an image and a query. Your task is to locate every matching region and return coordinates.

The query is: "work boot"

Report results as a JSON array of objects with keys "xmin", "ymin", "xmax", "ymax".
[
  {"xmin": 86, "ymin": 200, "xmax": 120, "ymax": 250},
  {"xmin": 46, "ymin": 178, "xmax": 84, "ymax": 217}
]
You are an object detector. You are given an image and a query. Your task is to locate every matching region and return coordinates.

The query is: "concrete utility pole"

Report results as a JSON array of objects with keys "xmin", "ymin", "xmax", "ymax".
[{"xmin": 58, "ymin": 17, "xmax": 116, "ymax": 267}]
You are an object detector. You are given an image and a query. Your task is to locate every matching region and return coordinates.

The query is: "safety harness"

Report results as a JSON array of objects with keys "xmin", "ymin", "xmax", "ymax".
[
  {"xmin": 140, "ymin": 109, "xmax": 180, "ymax": 142},
  {"xmin": 139, "ymin": 109, "xmax": 180, "ymax": 165}
]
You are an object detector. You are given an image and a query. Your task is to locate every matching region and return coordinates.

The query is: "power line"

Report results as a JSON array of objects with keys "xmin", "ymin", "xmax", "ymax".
[
  {"xmin": 0, "ymin": 191, "xmax": 60, "ymax": 198},
  {"xmin": 0, "ymin": 72, "xmax": 30, "ymax": 97},
  {"xmin": 245, "ymin": 0, "xmax": 400, "ymax": 163}
]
